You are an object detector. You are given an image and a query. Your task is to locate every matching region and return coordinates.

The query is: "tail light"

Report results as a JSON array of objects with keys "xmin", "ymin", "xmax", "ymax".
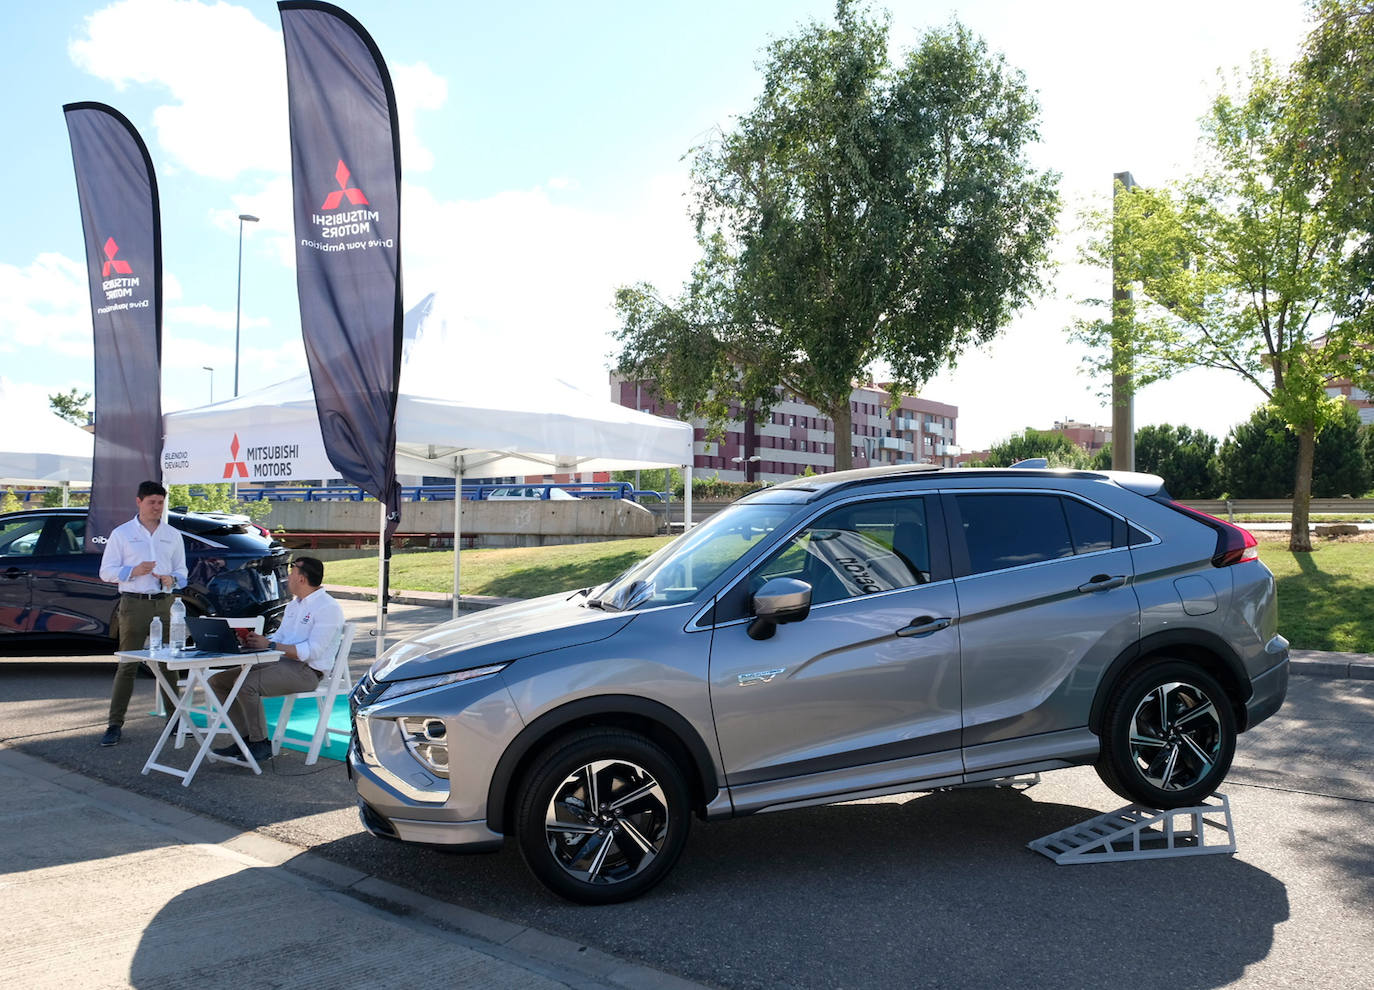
[{"xmin": 1165, "ymin": 502, "xmax": 1259, "ymax": 566}]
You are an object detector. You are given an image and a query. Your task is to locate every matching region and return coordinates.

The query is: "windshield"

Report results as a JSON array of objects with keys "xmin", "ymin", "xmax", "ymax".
[{"xmin": 590, "ymin": 501, "xmax": 801, "ymax": 610}]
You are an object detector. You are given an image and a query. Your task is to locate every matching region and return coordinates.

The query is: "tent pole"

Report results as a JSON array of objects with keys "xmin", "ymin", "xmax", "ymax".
[
  {"xmin": 376, "ymin": 501, "xmax": 387, "ymax": 660},
  {"xmin": 452, "ymin": 459, "xmax": 463, "ymax": 619},
  {"xmin": 61, "ymin": 482, "xmax": 70, "ymax": 507},
  {"xmin": 683, "ymin": 464, "xmax": 693, "ymax": 531}
]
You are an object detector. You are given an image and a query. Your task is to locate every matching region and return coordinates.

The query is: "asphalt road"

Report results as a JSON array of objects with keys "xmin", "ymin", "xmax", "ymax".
[{"xmin": 2, "ymin": 601, "xmax": 1372, "ymax": 990}]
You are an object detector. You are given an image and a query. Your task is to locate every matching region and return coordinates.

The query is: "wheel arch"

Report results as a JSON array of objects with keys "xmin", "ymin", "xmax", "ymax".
[
  {"xmin": 486, "ymin": 694, "xmax": 720, "ymax": 836},
  {"xmin": 1089, "ymin": 629, "xmax": 1254, "ymax": 735}
]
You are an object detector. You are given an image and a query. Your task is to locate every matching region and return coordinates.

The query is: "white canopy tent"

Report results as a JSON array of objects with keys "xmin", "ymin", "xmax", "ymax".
[
  {"xmin": 161, "ymin": 294, "xmax": 695, "ymax": 652},
  {"xmin": 0, "ymin": 387, "xmax": 94, "ymax": 499}
]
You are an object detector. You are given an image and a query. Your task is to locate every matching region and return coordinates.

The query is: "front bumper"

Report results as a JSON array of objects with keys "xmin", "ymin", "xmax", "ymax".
[{"xmin": 356, "ymin": 796, "xmax": 503, "ymax": 851}]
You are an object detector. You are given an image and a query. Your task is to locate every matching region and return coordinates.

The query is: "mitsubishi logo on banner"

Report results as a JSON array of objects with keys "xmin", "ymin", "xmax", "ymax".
[
  {"xmin": 223, "ymin": 433, "xmax": 249, "ymax": 479},
  {"xmin": 321, "ymin": 159, "xmax": 369, "ymax": 210},
  {"xmin": 101, "ymin": 236, "xmax": 133, "ymax": 276}
]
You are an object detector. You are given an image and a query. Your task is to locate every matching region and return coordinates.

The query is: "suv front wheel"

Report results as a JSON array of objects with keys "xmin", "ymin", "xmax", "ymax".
[
  {"xmin": 515, "ymin": 728, "xmax": 690, "ymax": 904},
  {"xmin": 1096, "ymin": 660, "xmax": 1237, "ymax": 809}
]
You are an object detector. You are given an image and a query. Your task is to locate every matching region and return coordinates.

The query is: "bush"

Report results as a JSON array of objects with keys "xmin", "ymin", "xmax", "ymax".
[{"xmin": 1219, "ymin": 402, "xmax": 1371, "ymax": 498}]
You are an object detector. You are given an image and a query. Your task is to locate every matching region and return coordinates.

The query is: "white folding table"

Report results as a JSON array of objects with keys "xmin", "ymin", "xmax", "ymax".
[{"xmin": 117, "ymin": 647, "xmax": 282, "ymax": 787}]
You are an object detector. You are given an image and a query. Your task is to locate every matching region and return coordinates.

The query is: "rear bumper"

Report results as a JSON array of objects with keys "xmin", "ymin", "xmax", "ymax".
[{"xmin": 1244, "ymin": 654, "xmax": 1289, "ymax": 730}]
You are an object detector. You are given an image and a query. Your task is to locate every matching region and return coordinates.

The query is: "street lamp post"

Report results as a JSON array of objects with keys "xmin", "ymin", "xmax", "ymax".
[
  {"xmin": 234, "ymin": 213, "xmax": 259, "ymax": 397},
  {"xmin": 202, "ymin": 366, "xmax": 214, "ymax": 404}
]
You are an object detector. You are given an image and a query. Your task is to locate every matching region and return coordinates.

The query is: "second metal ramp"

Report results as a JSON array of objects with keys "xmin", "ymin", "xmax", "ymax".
[{"xmin": 1027, "ymin": 793, "xmax": 1236, "ymax": 864}]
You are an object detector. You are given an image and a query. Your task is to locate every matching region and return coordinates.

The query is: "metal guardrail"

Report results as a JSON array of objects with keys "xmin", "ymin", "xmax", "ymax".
[{"xmin": 187, "ymin": 482, "xmax": 666, "ymax": 504}]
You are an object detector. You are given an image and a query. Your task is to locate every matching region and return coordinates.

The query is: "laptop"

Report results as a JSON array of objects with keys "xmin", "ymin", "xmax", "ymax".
[{"xmin": 186, "ymin": 616, "xmax": 269, "ymax": 655}]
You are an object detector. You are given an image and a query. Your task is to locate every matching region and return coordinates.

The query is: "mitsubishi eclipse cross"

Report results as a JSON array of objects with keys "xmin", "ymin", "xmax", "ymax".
[{"xmin": 347, "ymin": 465, "xmax": 1289, "ymax": 903}]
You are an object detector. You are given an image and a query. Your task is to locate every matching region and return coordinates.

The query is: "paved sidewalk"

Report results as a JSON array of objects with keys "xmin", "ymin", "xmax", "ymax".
[
  {"xmin": 1289, "ymin": 648, "xmax": 1374, "ymax": 680},
  {"xmin": 0, "ymin": 747, "xmax": 707, "ymax": 990}
]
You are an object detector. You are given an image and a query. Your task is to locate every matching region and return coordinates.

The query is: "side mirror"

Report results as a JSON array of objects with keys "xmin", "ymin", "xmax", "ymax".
[{"xmin": 748, "ymin": 577, "xmax": 812, "ymax": 641}]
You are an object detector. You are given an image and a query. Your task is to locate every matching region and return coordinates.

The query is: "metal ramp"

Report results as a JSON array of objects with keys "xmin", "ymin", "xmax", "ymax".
[{"xmin": 1027, "ymin": 793, "xmax": 1236, "ymax": 864}]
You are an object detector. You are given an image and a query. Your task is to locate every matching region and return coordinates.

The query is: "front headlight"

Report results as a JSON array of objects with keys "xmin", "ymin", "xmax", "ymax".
[{"xmin": 374, "ymin": 662, "xmax": 509, "ymax": 703}]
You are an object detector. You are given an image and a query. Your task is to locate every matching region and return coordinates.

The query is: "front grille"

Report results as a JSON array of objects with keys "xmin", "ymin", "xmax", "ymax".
[{"xmin": 350, "ymin": 672, "xmax": 385, "ymax": 720}]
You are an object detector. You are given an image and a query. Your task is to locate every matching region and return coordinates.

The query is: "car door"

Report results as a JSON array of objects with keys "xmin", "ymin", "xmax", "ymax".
[
  {"xmin": 707, "ymin": 493, "xmax": 964, "ymax": 812},
  {"xmin": 0, "ymin": 513, "xmax": 46, "ymax": 633},
  {"xmin": 26, "ymin": 515, "xmax": 115, "ymax": 637},
  {"xmin": 947, "ymin": 490, "xmax": 1140, "ymax": 775}
]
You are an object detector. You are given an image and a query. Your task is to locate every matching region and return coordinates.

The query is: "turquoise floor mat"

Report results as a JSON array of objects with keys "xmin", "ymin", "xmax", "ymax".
[{"xmin": 183, "ymin": 693, "xmax": 350, "ymax": 762}]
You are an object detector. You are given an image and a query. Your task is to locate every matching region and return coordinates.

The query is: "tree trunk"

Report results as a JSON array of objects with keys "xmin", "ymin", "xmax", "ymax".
[
  {"xmin": 832, "ymin": 400, "xmax": 853, "ymax": 472},
  {"xmin": 1289, "ymin": 419, "xmax": 1316, "ymax": 553}
]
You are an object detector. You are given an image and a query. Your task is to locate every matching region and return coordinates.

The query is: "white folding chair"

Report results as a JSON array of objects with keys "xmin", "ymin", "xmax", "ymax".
[
  {"xmin": 271, "ymin": 622, "xmax": 356, "ymax": 765},
  {"xmin": 173, "ymin": 616, "xmax": 265, "ymax": 747}
]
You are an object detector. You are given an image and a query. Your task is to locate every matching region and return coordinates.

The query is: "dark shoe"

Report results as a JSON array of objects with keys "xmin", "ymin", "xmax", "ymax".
[
  {"xmin": 246, "ymin": 738, "xmax": 275, "ymax": 762},
  {"xmin": 211, "ymin": 743, "xmax": 240, "ymax": 758},
  {"xmin": 100, "ymin": 725, "xmax": 121, "ymax": 747}
]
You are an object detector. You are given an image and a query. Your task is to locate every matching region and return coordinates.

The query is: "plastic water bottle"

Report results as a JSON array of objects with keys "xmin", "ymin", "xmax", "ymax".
[
  {"xmin": 148, "ymin": 616, "xmax": 164, "ymax": 658},
  {"xmin": 169, "ymin": 597, "xmax": 186, "ymax": 655}
]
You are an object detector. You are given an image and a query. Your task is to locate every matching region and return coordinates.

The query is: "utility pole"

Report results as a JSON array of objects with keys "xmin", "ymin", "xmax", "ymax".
[{"xmin": 1111, "ymin": 171, "xmax": 1136, "ymax": 472}]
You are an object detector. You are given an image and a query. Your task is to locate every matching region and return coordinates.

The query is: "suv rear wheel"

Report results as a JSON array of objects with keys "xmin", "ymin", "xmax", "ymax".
[
  {"xmin": 1096, "ymin": 660, "xmax": 1237, "ymax": 809},
  {"xmin": 515, "ymin": 728, "xmax": 690, "ymax": 904}
]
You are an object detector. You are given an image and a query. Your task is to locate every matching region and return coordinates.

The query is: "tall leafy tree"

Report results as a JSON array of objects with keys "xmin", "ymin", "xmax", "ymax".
[
  {"xmin": 1134, "ymin": 424, "xmax": 1220, "ymax": 499},
  {"xmin": 1072, "ymin": 56, "xmax": 1373, "ymax": 550},
  {"xmin": 613, "ymin": 2, "xmax": 1059, "ymax": 469}
]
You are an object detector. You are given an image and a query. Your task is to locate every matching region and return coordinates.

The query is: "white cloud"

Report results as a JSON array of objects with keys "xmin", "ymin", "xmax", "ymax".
[
  {"xmin": 70, "ymin": 0, "xmax": 288, "ymax": 180},
  {"xmin": 0, "ymin": 253, "xmax": 92, "ymax": 360},
  {"xmin": 397, "ymin": 169, "xmax": 697, "ymax": 394},
  {"xmin": 391, "ymin": 61, "xmax": 448, "ymax": 174},
  {"xmin": 71, "ymin": 0, "xmax": 448, "ymax": 185}
]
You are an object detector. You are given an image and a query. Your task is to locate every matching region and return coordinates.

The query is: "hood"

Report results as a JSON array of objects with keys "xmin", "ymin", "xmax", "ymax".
[{"xmin": 372, "ymin": 590, "xmax": 634, "ymax": 681}]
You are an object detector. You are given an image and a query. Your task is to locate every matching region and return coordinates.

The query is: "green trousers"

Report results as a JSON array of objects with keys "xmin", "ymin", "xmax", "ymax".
[{"xmin": 107, "ymin": 594, "xmax": 179, "ymax": 728}]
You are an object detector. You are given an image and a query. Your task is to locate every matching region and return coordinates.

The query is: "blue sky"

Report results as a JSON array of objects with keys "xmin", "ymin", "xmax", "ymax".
[{"xmin": 0, "ymin": 0, "xmax": 1313, "ymax": 450}]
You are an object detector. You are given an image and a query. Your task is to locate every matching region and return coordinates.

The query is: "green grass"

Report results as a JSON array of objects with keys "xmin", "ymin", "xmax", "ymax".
[
  {"xmin": 1256, "ymin": 540, "xmax": 1374, "ymax": 653},
  {"xmin": 325, "ymin": 535, "xmax": 1372, "ymax": 653},
  {"xmin": 325, "ymin": 537, "xmax": 672, "ymax": 599}
]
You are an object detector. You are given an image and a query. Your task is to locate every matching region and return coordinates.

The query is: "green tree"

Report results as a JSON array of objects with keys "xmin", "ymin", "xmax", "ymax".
[
  {"xmin": 1134, "ymin": 424, "xmax": 1220, "ymax": 499},
  {"xmin": 166, "ymin": 483, "xmax": 272, "ymax": 522},
  {"xmin": 983, "ymin": 428, "xmax": 1091, "ymax": 468},
  {"xmin": 1362, "ymin": 425, "xmax": 1374, "ymax": 493},
  {"xmin": 1219, "ymin": 402, "xmax": 1370, "ymax": 497},
  {"xmin": 613, "ymin": 2, "xmax": 1058, "ymax": 469},
  {"xmin": 0, "ymin": 489, "xmax": 22, "ymax": 514},
  {"xmin": 1072, "ymin": 55, "xmax": 1373, "ymax": 550},
  {"xmin": 48, "ymin": 387, "xmax": 92, "ymax": 426},
  {"xmin": 1089, "ymin": 443, "xmax": 1113, "ymax": 471}
]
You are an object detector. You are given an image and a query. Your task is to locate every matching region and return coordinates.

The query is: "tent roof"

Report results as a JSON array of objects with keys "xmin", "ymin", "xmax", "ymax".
[
  {"xmin": 0, "ymin": 389, "xmax": 94, "ymax": 486},
  {"xmin": 161, "ymin": 293, "xmax": 692, "ymax": 485}
]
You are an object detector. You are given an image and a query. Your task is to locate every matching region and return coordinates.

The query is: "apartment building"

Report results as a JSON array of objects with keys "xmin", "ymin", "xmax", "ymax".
[
  {"xmin": 1326, "ymin": 376, "xmax": 1373, "ymax": 425},
  {"xmin": 613, "ymin": 376, "xmax": 958, "ymax": 482}
]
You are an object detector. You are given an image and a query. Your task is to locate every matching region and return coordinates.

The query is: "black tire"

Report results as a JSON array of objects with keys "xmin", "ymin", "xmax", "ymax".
[
  {"xmin": 1096, "ymin": 660, "xmax": 1237, "ymax": 809},
  {"xmin": 515, "ymin": 728, "xmax": 690, "ymax": 904}
]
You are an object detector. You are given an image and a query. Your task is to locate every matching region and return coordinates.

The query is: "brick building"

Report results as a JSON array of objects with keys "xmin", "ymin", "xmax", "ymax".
[{"xmin": 613, "ymin": 376, "xmax": 958, "ymax": 482}]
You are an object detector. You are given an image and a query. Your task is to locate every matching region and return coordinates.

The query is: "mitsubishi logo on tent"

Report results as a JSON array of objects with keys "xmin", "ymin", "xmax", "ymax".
[
  {"xmin": 320, "ymin": 159, "xmax": 369, "ymax": 210},
  {"xmin": 223, "ymin": 433, "xmax": 248, "ymax": 479},
  {"xmin": 101, "ymin": 236, "xmax": 133, "ymax": 276}
]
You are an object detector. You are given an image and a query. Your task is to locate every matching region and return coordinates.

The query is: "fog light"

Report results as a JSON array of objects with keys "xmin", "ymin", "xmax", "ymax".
[{"xmin": 398, "ymin": 717, "xmax": 450, "ymax": 778}]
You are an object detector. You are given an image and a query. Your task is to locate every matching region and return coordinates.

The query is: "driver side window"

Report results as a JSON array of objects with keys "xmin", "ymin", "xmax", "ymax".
[{"xmin": 718, "ymin": 496, "xmax": 933, "ymax": 622}]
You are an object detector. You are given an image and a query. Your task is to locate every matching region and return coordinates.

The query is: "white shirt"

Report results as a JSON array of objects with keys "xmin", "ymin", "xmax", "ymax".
[
  {"xmin": 98, "ymin": 516, "xmax": 188, "ymax": 594},
  {"xmin": 272, "ymin": 587, "xmax": 344, "ymax": 673}
]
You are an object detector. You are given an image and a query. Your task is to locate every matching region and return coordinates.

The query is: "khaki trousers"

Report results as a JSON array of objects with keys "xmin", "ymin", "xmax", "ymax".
[
  {"xmin": 107, "ymin": 595, "xmax": 178, "ymax": 728},
  {"xmin": 209, "ymin": 659, "xmax": 321, "ymax": 743}
]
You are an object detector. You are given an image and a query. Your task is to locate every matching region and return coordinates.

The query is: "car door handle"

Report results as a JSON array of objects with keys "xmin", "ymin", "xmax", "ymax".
[
  {"xmin": 1078, "ymin": 574, "xmax": 1126, "ymax": 593},
  {"xmin": 896, "ymin": 615, "xmax": 952, "ymax": 638}
]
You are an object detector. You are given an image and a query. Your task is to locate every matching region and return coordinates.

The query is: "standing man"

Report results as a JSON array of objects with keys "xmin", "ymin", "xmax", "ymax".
[
  {"xmin": 98, "ymin": 480, "xmax": 187, "ymax": 747},
  {"xmin": 210, "ymin": 556, "xmax": 343, "ymax": 764}
]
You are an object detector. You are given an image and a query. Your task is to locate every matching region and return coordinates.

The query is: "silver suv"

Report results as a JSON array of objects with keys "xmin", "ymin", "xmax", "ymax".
[{"xmin": 349, "ymin": 465, "xmax": 1288, "ymax": 903}]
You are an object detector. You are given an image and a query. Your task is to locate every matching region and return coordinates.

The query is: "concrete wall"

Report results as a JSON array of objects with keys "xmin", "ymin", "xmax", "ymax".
[{"xmin": 262, "ymin": 498, "xmax": 660, "ymax": 549}]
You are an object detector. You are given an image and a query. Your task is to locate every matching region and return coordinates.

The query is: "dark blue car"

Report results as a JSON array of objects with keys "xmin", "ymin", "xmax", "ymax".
[{"xmin": 0, "ymin": 507, "xmax": 291, "ymax": 643}]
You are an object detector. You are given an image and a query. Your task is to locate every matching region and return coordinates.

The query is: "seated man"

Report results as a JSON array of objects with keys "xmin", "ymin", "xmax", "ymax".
[{"xmin": 209, "ymin": 555, "xmax": 344, "ymax": 763}]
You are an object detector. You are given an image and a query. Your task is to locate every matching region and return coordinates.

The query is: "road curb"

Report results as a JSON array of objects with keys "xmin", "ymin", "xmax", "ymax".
[
  {"xmin": 0, "ymin": 746, "xmax": 709, "ymax": 990},
  {"xmin": 1289, "ymin": 650, "xmax": 1374, "ymax": 680}
]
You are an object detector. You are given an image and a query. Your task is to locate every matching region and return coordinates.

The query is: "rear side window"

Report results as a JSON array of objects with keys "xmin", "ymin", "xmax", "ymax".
[
  {"xmin": 956, "ymin": 494, "xmax": 1072, "ymax": 574},
  {"xmin": 1062, "ymin": 498, "xmax": 1114, "ymax": 554}
]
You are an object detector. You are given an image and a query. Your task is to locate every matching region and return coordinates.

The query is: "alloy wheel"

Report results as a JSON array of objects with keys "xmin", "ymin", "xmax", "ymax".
[
  {"xmin": 544, "ymin": 758, "xmax": 670, "ymax": 886},
  {"xmin": 1127, "ymin": 680, "xmax": 1223, "ymax": 792}
]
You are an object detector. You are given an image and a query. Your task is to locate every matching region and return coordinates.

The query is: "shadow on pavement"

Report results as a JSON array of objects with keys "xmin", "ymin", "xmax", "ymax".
[{"xmin": 301, "ymin": 785, "xmax": 1290, "ymax": 990}]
